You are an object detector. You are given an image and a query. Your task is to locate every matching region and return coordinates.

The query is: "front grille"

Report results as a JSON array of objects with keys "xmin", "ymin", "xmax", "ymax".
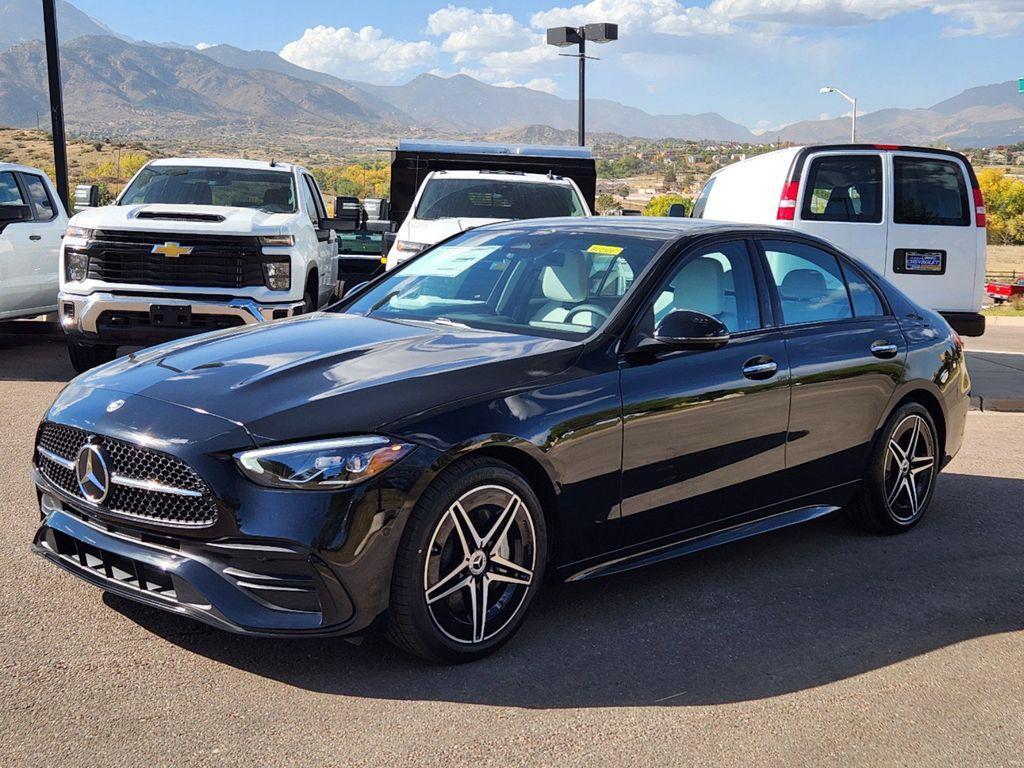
[
  {"xmin": 76, "ymin": 230, "xmax": 270, "ymax": 289},
  {"xmin": 96, "ymin": 310, "xmax": 246, "ymax": 333},
  {"xmin": 36, "ymin": 423, "xmax": 220, "ymax": 527}
]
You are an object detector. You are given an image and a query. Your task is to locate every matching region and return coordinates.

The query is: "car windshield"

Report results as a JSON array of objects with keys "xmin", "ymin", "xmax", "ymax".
[
  {"xmin": 120, "ymin": 166, "xmax": 297, "ymax": 212},
  {"xmin": 415, "ymin": 177, "xmax": 585, "ymax": 220},
  {"xmin": 346, "ymin": 227, "xmax": 666, "ymax": 340}
]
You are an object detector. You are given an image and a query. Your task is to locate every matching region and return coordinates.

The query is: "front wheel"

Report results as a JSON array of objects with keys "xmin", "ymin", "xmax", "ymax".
[
  {"xmin": 846, "ymin": 403, "xmax": 939, "ymax": 534},
  {"xmin": 387, "ymin": 457, "xmax": 547, "ymax": 663},
  {"xmin": 67, "ymin": 342, "xmax": 118, "ymax": 374}
]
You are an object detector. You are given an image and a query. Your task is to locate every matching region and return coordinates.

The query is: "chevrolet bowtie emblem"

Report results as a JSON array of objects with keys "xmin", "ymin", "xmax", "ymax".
[{"xmin": 151, "ymin": 242, "xmax": 193, "ymax": 258}]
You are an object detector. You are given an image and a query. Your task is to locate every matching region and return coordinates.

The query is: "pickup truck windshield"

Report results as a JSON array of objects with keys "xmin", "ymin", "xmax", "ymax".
[
  {"xmin": 120, "ymin": 166, "xmax": 297, "ymax": 213},
  {"xmin": 416, "ymin": 178, "xmax": 585, "ymax": 220},
  {"xmin": 347, "ymin": 227, "xmax": 664, "ymax": 340}
]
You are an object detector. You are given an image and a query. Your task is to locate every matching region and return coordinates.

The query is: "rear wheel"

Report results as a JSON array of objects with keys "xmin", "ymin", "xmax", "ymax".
[
  {"xmin": 387, "ymin": 457, "xmax": 547, "ymax": 663},
  {"xmin": 846, "ymin": 402, "xmax": 939, "ymax": 534},
  {"xmin": 67, "ymin": 342, "xmax": 118, "ymax": 374}
]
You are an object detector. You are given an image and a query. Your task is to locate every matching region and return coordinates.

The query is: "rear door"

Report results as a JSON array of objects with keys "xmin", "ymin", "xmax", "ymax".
[
  {"xmin": 884, "ymin": 151, "xmax": 982, "ymax": 314},
  {"xmin": 759, "ymin": 237, "xmax": 906, "ymax": 496},
  {"xmin": 0, "ymin": 171, "xmax": 38, "ymax": 316},
  {"xmin": 794, "ymin": 150, "xmax": 888, "ymax": 274}
]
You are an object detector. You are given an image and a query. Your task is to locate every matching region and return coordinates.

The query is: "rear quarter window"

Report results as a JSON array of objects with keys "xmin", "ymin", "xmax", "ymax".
[{"xmin": 894, "ymin": 156, "xmax": 970, "ymax": 227}]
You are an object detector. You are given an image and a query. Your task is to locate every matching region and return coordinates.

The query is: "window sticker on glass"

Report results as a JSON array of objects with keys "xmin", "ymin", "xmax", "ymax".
[
  {"xmin": 587, "ymin": 244, "xmax": 624, "ymax": 255},
  {"xmin": 403, "ymin": 246, "xmax": 500, "ymax": 277}
]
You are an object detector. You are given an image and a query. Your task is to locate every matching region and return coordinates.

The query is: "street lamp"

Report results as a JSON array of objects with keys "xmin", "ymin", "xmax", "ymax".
[
  {"xmin": 819, "ymin": 86, "xmax": 857, "ymax": 144},
  {"xmin": 42, "ymin": 0, "xmax": 70, "ymax": 212},
  {"xmin": 546, "ymin": 23, "xmax": 618, "ymax": 146}
]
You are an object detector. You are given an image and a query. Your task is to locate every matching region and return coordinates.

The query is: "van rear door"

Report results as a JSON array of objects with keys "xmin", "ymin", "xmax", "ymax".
[
  {"xmin": 793, "ymin": 150, "xmax": 888, "ymax": 276},
  {"xmin": 883, "ymin": 151, "xmax": 983, "ymax": 316}
]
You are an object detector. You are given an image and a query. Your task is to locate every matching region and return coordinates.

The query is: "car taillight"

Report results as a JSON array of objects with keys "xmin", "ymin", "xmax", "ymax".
[
  {"xmin": 777, "ymin": 181, "xmax": 799, "ymax": 221},
  {"xmin": 973, "ymin": 187, "xmax": 986, "ymax": 228}
]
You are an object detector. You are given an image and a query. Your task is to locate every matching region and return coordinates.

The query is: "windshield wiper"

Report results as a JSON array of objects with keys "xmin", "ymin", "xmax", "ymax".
[
  {"xmin": 432, "ymin": 317, "xmax": 471, "ymax": 329},
  {"xmin": 367, "ymin": 290, "xmax": 401, "ymax": 315}
]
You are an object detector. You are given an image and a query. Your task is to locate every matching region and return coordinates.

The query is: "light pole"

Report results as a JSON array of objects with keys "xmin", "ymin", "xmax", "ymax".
[
  {"xmin": 819, "ymin": 86, "xmax": 857, "ymax": 143},
  {"xmin": 546, "ymin": 23, "xmax": 618, "ymax": 146},
  {"xmin": 42, "ymin": 0, "xmax": 70, "ymax": 212}
]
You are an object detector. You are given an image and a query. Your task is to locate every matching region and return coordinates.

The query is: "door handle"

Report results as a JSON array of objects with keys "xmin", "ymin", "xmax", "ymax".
[
  {"xmin": 29, "ymin": 234, "xmax": 42, "ymax": 241},
  {"xmin": 742, "ymin": 358, "xmax": 778, "ymax": 380},
  {"xmin": 870, "ymin": 341, "xmax": 899, "ymax": 359}
]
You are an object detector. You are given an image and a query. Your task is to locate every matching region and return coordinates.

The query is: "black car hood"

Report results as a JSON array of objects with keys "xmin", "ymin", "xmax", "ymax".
[{"xmin": 71, "ymin": 313, "xmax": 580, "ymax": 444}]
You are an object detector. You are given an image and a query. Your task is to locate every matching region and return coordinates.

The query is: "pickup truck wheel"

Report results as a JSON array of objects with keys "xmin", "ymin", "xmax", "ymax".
[
  {"xmin": 68, "ymin": 342, "xmax": 118, "ymax": 374},
  {"xmin": 301, "ymin": 290, "xmax": 315, "ymax": 314}
]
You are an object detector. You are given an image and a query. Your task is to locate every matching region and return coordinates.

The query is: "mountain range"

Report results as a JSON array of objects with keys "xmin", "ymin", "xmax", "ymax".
[{"xmin": 0, "ymin": 0, "xmax": 1021, "ymax": 149}]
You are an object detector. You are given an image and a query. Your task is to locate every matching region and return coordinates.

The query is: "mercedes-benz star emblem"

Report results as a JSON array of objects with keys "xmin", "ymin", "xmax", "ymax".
[{"xmin": 75, "ymin": 442, "xmax": 111, "ymax": 504}]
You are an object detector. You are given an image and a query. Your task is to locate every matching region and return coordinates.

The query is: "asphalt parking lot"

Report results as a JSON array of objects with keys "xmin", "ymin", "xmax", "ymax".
[{"xmin": 2, "ymin": 328, "xmax": 1023, "ymax": 767}]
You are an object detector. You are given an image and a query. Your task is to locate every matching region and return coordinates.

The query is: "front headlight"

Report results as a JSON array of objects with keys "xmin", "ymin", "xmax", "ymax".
[
  {"xmin": 395, "ymin": 240, "xmax": 428, "ymax": 254},
  {"xmin": 65, "ymin": 250, "xmax": 89, "ymax": 282},
  {"xmin": 234, "ymin": 436, "xmax": 414, "ymax": 490},
  {"xmin": 259, "ymin": 234, "xmax": 295, "ymax": 247},
  {"xmin": 64, "ymin": 226, "xmax": 93, "ymax": 249},
  {"xmin": 263, "ymin": 260, "xmax": 291, "ymax": 290}
]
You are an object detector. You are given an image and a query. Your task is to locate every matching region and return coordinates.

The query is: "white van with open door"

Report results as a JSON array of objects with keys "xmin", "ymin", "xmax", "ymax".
[{"xmin": 692, "ymin": 144, "xmax": 987, "ymax": 336}]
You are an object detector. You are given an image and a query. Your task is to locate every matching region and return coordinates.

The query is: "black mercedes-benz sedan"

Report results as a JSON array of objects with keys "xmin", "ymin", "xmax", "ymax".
[{"xmin": 31, "ymin": 218, "xmax": 969, "ymax": 662}]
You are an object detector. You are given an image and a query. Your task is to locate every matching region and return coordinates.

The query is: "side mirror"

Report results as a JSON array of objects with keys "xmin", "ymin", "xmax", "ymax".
[
  {"xmin": 0, "ymin": 204, "xmax": 31, "ymax": 233},
  {"xmin": 654, "ymin": 310, "xmax": 729, "ymax": 350},
  {"xmin": 74, "ymin": 184, "xmax": 99, "ymax": 210},
  {"xmin": 667, "ymin": 202, "xmax": 687, "ymax": 217}
]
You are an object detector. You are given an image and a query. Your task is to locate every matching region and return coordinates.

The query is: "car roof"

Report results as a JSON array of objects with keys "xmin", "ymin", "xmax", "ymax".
[
  {"xmin": 0, "ymin": 161, "xmax": 47, "ymax": 175},
  {"xmin": 147, "ymin": 157, "xmax": 299, "ymax": 172},
  {"xmin": 428, "ymin": 169, "xmax": 574, "ymax": 184},
  {"xmin": 473, "ymin": 215, "xmax": 793, "ymax": 241}
]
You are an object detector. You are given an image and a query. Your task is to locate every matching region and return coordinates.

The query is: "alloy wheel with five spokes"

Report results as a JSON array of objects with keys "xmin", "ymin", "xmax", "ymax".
[{"xmin": 883, "ymin": 414, "xmax": 936, "ymax": 523}]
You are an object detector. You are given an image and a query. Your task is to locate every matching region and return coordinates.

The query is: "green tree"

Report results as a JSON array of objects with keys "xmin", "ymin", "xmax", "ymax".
[
  {"xmin": 595, "ymin": 193, "xmax": 622, "ymax": 213},
  {"xmin": 979, "ymin": 168, "xmax": 1024, "ymax": 245},
  {"xmin": 643, "ymin": 194, "xmax": 691, "ymax": 217}
]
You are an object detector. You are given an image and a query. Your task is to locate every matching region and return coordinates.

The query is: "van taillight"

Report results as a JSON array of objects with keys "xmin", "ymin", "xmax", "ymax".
[
  {"xmin": 777, "ymin": 181, "xmax": 799, "ymax": 221},
  {"xmin": 972, "ymin": 187, "xmax": 986, "ymax": 228}
]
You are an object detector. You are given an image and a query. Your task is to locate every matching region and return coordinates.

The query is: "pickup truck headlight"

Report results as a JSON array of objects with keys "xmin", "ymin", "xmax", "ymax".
[
  {"xmin": 395, "ymin": 240, "xmax": 428, "ymax": 254},
  {"xmin": 259, "ymin": 235, "xmax": 295, "ymax": 247},
  {"xmin": 263, "ymin": 260, "xmax": 291, "ymax": 290},
  {"xmin": 65, "ymin": 250, "xmax": 90, "ymax": 282},
  {"xmin": 234, "ymin": 436, "xmax": 414, "ymax": 490},
  {"xmin": 64, "ymin": 226, "xmax": 93, "ymax": 249}
]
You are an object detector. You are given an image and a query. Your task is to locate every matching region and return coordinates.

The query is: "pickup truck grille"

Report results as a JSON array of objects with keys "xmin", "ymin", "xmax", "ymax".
[
  {"xmin": 36, "ymin": 422, "xmax": 220, "ymax": 527},
  {"xmin": 81, "ymin": 230, "xmax": 268, "ymax": 290}
]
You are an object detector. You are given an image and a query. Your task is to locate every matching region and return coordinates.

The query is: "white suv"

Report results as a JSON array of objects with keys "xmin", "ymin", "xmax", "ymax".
[
  {"xmin": 386, "ymin": 169, "xmax": 591, "ymax": 270},
  {"xmin": 0, "ymin": 163, "xmax": 68, "ymax": 321},
  {"xmin": 692, "ymin": 144, "xmax": 987, "ymax": 336},
  {"xmin": 59, "ymin": 158, "xmax": 341, "ymax": 371}
]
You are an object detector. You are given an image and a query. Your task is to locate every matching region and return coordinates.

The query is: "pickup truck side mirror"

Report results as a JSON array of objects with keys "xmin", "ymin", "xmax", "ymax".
[
  {"xmin": 653, "ymin": 310, "xmax": 729, "ymax": 350},
  {"xmin": 0, "ymin": 204, "xmax": 32, "ymax": 234},
  {"xmin": 74, "ymin": 184, "xmax": 100, "ymax": 210},
  {"xmin": 667, "ymin": 202, "xmax": 687, "ymax": 217}
]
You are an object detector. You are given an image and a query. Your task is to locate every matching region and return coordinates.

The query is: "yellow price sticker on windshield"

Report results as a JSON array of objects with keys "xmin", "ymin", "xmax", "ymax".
[{"xmin": 587, "ymin": 244, "xmax": 623, "ymax": 256}]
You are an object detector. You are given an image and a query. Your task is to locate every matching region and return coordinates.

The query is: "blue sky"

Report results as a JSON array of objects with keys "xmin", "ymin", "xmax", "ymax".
[{"xmin": 73, "ymin": 0, "xmax": 1024, "ymax": 131}]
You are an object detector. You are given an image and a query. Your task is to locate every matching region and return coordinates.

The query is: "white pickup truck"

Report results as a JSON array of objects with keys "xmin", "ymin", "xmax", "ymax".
[
  {"xmin": 0, "ymin": 163, "xmax": 68, "ymax": 321},
  {"xmin": 60, "ymin": 158, "xmax": 343, "ymax": 371}
]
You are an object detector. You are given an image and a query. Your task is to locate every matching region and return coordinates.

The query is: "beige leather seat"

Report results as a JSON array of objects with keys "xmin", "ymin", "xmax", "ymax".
[
  {"xmin": 654, "ymin": 257, "xmax": 735, "ymax": 329},
  {"xmin": 530, "ymin": 252, "xmax": 602, "ymax": 332}
]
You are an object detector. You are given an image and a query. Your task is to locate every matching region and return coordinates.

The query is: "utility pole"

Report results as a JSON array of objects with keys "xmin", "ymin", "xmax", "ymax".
[{"xmin": 42, "ymin": 0, "xmax": 70, "ymax": 211}]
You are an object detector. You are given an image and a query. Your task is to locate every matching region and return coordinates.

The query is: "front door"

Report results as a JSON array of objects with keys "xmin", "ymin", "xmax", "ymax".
[{"xmin": 618, "ymin": 239, "xmax": 791, "ymax": 549}]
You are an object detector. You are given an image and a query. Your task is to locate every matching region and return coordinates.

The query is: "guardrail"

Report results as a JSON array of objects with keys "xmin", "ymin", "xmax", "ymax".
[{"xmin": 986, "ymin": 271, "xmax": 1021, "ymax": 283}]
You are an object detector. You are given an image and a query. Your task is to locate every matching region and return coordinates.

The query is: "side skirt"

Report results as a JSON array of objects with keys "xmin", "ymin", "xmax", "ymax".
[{"xmin": 564, "ymin": 504, "xmax": 840, "ymax": 582}]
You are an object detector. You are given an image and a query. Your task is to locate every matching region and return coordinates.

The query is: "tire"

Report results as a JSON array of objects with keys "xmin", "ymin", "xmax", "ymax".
[
  {"xmin": 68, "ymin": 342, "xmax": 118, "ymax": 374},
  {"xmin": 846, "ymin": 402, "xmax": 940, "ymax": 534},
  {"xmin": 387, "ymin": 457, "xmax": 547, "ymax": 663}
]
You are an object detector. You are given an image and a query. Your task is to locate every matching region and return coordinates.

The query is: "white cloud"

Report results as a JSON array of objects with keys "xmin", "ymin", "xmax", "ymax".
[
  {"xmin": 280, "ymin": 25, "xmax": 436, "ymax": 81},
  {"xmin": 490, "ymin": 77, "xmax": 560, "ymax": 93},
  {"xmin": 195, "ymin": 42, "xmax": 215, "ymax": 50},
  {"xmin": 531, "ymin": 0, "xmax": 683, "ymax": 34},
  {"xmin": 427, "ymin": 5, "xmax": 539, "ymax": 61},
  {"xmin": 932, "ymin": 0, "xmax": 1024, "ymax": 37}
]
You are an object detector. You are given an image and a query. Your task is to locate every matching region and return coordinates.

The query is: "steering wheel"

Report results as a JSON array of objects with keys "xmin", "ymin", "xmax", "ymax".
[{"xmin": 564, "ymin": 303, "xmax": 611, "ymax": 327}]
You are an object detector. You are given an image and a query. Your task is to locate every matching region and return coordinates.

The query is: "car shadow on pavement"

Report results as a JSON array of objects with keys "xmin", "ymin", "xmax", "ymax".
[
  {"xmin": 106, "ymin": 470, "xmax": 1024, "ymax": 708},
  {"xmin": 0, "ymin": 331, "xmax": 76, "ymax": 383}
]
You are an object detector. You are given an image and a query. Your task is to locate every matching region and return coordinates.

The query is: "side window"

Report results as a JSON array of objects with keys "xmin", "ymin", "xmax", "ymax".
[
  {"xmin": 802, "ymin": 155, "xmax": 882, "ymax": 223},
  {"xmin": 762, "ymin": 240, "xmax": 853, "ymax": 325},
  {"xmin": 299, "ymin": 175, "xmax": 320, "ymax": 227},
  {"xmin": 651, "ymin": 240, "xmax": 761, "ymax": 333},
  {"xmin": 0, "ymin": 172, "xmax": 26, "ymax": 208},
  {"xmin": 690, "ymin": 177, "xmax": 715, "ymax": 219},
  {"xmin": 21, "ymin": 174, "xmax": 56, "ymax": 221},
  {"xmin": 841, "ymin": 262, "xmax": 886, "ymax": 317},
  {"xmin": 894, "ymin": 156, "xmax": 970, "ymax": 226}
]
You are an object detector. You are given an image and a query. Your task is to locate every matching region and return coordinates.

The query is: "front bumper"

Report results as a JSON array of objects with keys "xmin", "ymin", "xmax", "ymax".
[
  {"xmin": 59, "ymin": 291, "xmax": 305, "ymax": 345},
  {"xmin": 33, "ymin": 503, "xmax": 357, "ymax": 637}
]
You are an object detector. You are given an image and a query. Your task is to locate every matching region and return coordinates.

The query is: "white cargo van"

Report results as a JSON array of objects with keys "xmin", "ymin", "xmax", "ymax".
[{"xmin": 692, "ymin": 144, "xmax": 987, "ymax": 336}]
